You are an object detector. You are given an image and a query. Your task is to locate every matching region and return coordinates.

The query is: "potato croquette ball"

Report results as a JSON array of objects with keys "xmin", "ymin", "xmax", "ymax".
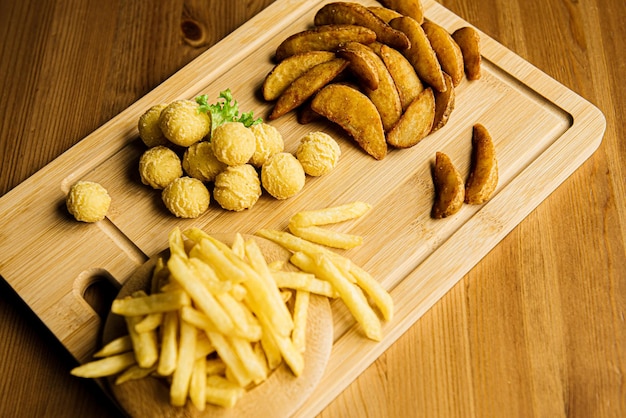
[
  {"xmin": 211, "ymin": 122, "xmax": 256, "ymax": 166},
  {"xmin": 182, "ymin": 141, "xmax": 226, "ymax": 182},
  {"xmin": 137, "ymin": 103, "xmax": 168, "ymax": 147},
  {"xmin": 162, "ymin": 176, "xmax": 210, "ymax": 218},
  {"xmin": 296, "ymin": 131, "xmax": 341, "ymax": 176},
  {"xmin": 159, "ymin": 99, "xmax": 211, "ymax": 147},
  {"xmin": 66, "ymin": 181, "xmax": 111, "ymax": 222},
  {"xmin": 139, "ymin": 146, "xmax": 183, "ymax": 189},
  {"xmin": 213, "ymin": 164, "xmax": 261, "ymax": 211},
  {"xmin": 261, "ymin": 152, "xmax": 306, "ymax": 200},
  {"xmin": 249, "ymin": 123, "xmax": 284, "ymax": 167}
]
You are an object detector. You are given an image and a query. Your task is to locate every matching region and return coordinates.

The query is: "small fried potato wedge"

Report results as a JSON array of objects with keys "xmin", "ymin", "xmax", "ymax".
[
  {"xmin": 431, "ymin": 72, "xmax": 456, "ymax": 133},
  {"xmin": 275, "ymin": 24, "xmax": 376, "ymax": 61},
  {"xmin": 314, "ymin": 2, "xmax": 410, "ymax": 50},
  {"xmin": 297, "ymin": 100, "xmax": 321, "ymax": 125},
  {"xmin": 390, "ymin": 16, "xmax": 447, "ymax": 92},
  {"xmin": 465, "ymin": 124, "xmax": 498, "ymax": 204},
  {"xmin": 386, "ymin": 88, "xmax": 435, "ymax": 148},
  {"xmin": 340, "ymin": 42, "xmax": 402, "ymax": 131},
  {"xmin": 452, "ymin": 26, "xmax": 482, "ymax": 80},
  {"xmin": 432, "ymin": 151, "xmax": 464, "ymax": 218},
  {"xmin": 422, "ymin": 20, "xmax": 464, "ymax": 86},
  {"xmin": 263, "ymin": 51, "xmax": 336, "ymax": 101},
  {"xmin": 337, "ymin": 43, "xmax": 380, "ymax": 90},
  {"xmin": 371, "ymin": 42, "xmax": 424, "ymax": 111},
  {"xmin": 368, "ymin": 6, "xmax": 403, "ymax": 23},
  {"xmin": 378, "ymin": 0, "xmax": 424, "ymax": 24},
  {"xmin": 269, "ymin": 58, "xmax": 349, "ymax": 120},
  {"xmin": 311, "ymin": 84, "xmax": 387, "ymax": 160}
]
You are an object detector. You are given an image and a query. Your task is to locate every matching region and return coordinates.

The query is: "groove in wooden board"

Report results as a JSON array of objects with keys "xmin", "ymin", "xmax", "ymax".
[{"xmin": 0, "ymin": 0, "xmax": 606, "ymax": 414}]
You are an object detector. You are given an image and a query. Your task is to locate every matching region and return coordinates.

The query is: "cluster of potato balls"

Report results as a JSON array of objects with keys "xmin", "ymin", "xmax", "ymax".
[{"xmin": 136, "ymin": 97, "xmax": 341, "ymax": 218}]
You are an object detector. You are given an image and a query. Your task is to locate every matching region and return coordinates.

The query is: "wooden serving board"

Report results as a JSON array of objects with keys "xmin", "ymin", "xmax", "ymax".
[{"xmin": 0, "ymin": 0, "xmax": 605, "ymax": 416}]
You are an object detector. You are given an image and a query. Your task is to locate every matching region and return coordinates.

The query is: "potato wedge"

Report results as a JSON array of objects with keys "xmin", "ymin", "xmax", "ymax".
[
  {"xmin": 274, "ymin": 24, "xmax": 376, "ymax": 61},
  {"xmin": 269, "ymin": 58, "xmax": 349, "ymax": 120},
  {"xmin": 452, "ymin": 26, "xmax": 482, "ymax": 80},
  {"xmin": 371, "ymin": 42, "xmax": 424, "ymax": 111},
  {"xmin": 465, "ymin": 124, "xmax": 498, "ymax": 204},
  {"xmin": 263, "ymin": 51, "xmax": 336, "ymax": 101},
  {"xmin": 422, "ymin": 20, "xmax": 464, "ymax": 86},
  {"xmin": 378, "ymin": 0, "xmax": 424, "ymax": 24},
  {"xmin": 296, "ymin": 100, "xmax": 321, "ymax": 124},
  {"xmin": 368, "ymin": 6, "xmax": 403, "ymax": 23},
  {"xmin": 339, "ymin": 42, "xmax": 402, "ymax": 131},
  {"xmin": 311, "ymin": 84, "xmax": 387, "ymax": 160},
  {"xmin": 431, "ymin": 72, "xmax": 455, "ymax": 133},
  {"xmin": 432, "ymin": 151, "xmax": 464, "ymax": 218},
  {"xmin": 390, "ymin": 16, "xmax": 447, "ymax": 92},
  {"xmin": 386, "ymin": 88, "xmax": 434, "ymax": 148},
  {"xmin": 337, "ymin": 43, "xmax": 380, "ymax": 91},
  {"xmin": 314, "ymin": 2, "xmax": 409, "ymax": 50}
]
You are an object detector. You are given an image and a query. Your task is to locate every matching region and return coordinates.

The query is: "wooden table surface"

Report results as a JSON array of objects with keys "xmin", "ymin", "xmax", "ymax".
[{"xmin": 1, "ymin": 0, "xmax": 624, "ymax": 416}]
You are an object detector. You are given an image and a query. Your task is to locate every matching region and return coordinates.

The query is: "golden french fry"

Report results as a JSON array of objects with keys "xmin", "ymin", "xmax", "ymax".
[
  {"xmin": 390, "ymin": 16, "xmax": 447, "ymax": 92},
  {"xmin": 189, "ymin": 357, "xmax": 207, "ymax": 411},
  {"xmin": 169, "ymin": 319, "xmax": 197, "ymax": 407},
  {"xmin": 269, "ymin": 57, "xmax": 349, "ymax": 120},
  {"xmin": 289, "ymin": 224, "xmax": 363, "ymax": 249},
  {"xmin": 205, "ymin": 329, "xmax": 254, "ymax": 387},
  {"xmin": 70, "ymin": 352, "xmax": 136, "ymax": 378},
  {"xmin": 157, "ymin": 310, "xmax": 178, "ymax": 376},
  {"xmin": 93, "ymin": 335, "xmax": 132, "ymax": 358},
  {"xmin": 452, "ymin": 26, "xmax": 481, "ymax": 80},
  {"xmin": 378, "ymin": 0, "xmax": 424, "ymax": 24},
  {"xmin": 195, "ymin": 331, "xmax": 215, "ymax": 359},
  {"xmin": 125, "ymin": 314, "xmax": 159, "ymax": 369},
  {"xmin": 115, "ymin": 364, "xmax": 156, "ymax": 385},
  {"xmin": 205, "ymin": 358, "xmax": 227, "ymax": 375},
  {"xmin": 465, "ymin": 124, "xmax": 498, "ymax": 204},
  {"xmin": 431, "ymin": 73, "xmax": 456, "ymax": 133},
  {"xmin": 311, "ymin": 83, "xmax": 387, "ymax": 160},
  {"xmin": 229, "ymin": 336, "xmax": 267, "ymax": 384},
  {"xmin": 134, "ymin": 312, "xmax": 163, "ymax": 333},
  {"xmin": 215, "ymin": 290, "xmax": 263, "ymax": 341},
  {"xmin": 205, "ymin": 375, "xmax": 246, "ymax": 408},
  {"xmin": 422, "ymin": 20, "xmax": 465, "ymax": 86},
  {"xmin": 230, "ymin": 232, "xmax": 246, "ymax": 259},
  {"xmin": 272, "ymin": 271, "xmax": 339, "ymax": 298},
  {"xmin": 291, "ymin": 252, "xmax": 382, "ymax": 341},
  {"xmin": 386, "ymin": 87, "xmax": 435, "ymax": 148},
  {"xmin": 188, "ymin": 237, "xmax": 248, "ymax": 283},
  {"xmin": 168, "ymin": 227, "xmax": 188, "ymax": 259},
  {"xmin": 289, "ymin": 201, "xmax": 372, "ymax": 228},
  {"xmin": 292, "ymin": 290, "xmax": 310, "ymax": 353},
  {"xmin": 432, "ymin": 151, "xmax": 465, "ymax": 218},
  {"xmin": 260, "ymin": 331, "xmax": 283, "ymax": 371},
  {"xmin": 274, "ymin": 24, "xmax": 376, "ymax": 61},
  {"xmin": 111, "ymin": 289, "xmax": 190, "ymax": 316},
  {"xmin": 347, "ymin": 264, "xmax": 394, "ymax": 322},
  {"xmin": 263, "ymin": 51, "xmax": 336, "ymax": 101},
  {"xmin": 314, "ymin": 2, "xmax": 410, "ymax": 50},
  {"xmin": 186, "ymin": 256, "xmax": 232, "ymax": 294}
]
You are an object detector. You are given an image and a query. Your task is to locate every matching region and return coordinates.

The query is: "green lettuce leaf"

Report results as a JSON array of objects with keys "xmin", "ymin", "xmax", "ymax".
[{"xmin": 196, "ymin": 89, "xmax": 262, "ymax": 134}]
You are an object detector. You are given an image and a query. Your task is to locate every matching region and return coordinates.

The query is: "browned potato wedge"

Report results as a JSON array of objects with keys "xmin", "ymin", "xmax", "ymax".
[
  {"xmin": 431, "ymin": 72, "xmax": 455, "ymax": 133},
  {"xmin": 297, "ymin": 101, "xmax": 321, "ymax": 125},
  {"xmin": 263, "ymin": 51, "xmax": 336, "ymax": 101},
  {"xmin": 314, "ymin": 2, "xmax": 410, "ymax": 50},
  {"xmin": 368, "ymin": 6, "xmax": 403, "ymax": 23},
  {"xmin": 432, "ymin": 151, "xmax": 464, "ymax": 218},
  {"xmin": 389, "ymin": 16, "xmax": 447, "ymax": 92},
  {"xmin": 337, "ymin": 43, "xmax": 380, "ymax": 91},
  {"xmin": 269, "ymin": 58, "xmax": 349, "ymax": 120},
  {"xmin": 452, "ymin": 26, "xmax": 482, "ymax": 80},
  {"xmin": 339, "ymin": 42, "xmax": 402, "ymax": 132},
  {"xmin": 371, "ymin": 42, "xmax": 424, "ymax": 111},
  {"xmin": 422, "ymin": 20, "xmax": 464, "ymax": 86},
  {"xmin": 378, "ymin": 0, "xmax": 424, "ymax": 24},
  {"xmin": 465, "ymin": 124, "xmax": 498, "ymax": 204},
  {"xmin": 275, "ymin": 24, "xmax": 376, "ymax": 61},
  {"xmin": 386, "ymin": 88, "xmax": 434, "ymax": 148},
  {"xmin": 311, "ymin": 84, "xmax": 387, "ymax": 160}
]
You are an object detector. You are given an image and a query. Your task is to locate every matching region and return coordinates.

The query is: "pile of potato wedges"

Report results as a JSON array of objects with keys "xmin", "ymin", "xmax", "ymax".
[{"xmin": 262, "ymin": 0, "xmax": 482, "ymax": 161}]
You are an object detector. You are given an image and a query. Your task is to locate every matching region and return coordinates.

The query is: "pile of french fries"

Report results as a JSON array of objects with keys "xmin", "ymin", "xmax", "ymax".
[{"xmin": 71, "ymin": 201, "xmax": 393, "ymax": 410}]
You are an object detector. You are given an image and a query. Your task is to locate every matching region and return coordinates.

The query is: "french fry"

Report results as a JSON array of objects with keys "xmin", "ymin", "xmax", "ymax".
[
  {"xmin": 70, "ymin": 352, "xmax": 136, "ymax": 378},
  {"xmin": 205, "ymin": 358, "xmax": 227, "ymax": 375},
  {"xmin": 348, "ymin": 264, "xmax": 394, "ymax": 322},
  {"xmin": 125, "ymin": 314, "xmax": 159, "ymax": 369},
  {"xmin": 229, "ymin": 336, "xmax": 268, "ymax": 384},
  {"xmin": 115, "ymin": 364, "xmax": 156, "ymax": 385},
  {"xmin": 111, "ymin": 289, "xmax": 190, "ymax": 316},
  {"xmin": 292, "ymin": 290, "xmax": 310, "ymax": 353},
  {"xmin": 205, "ymin": 329, "xmax": 253, "ymax": 387},
  {"xmin": 215, "ymin": 291, "xmax": 263, "ymax": 341},
  {"xmin": 186, "ymin": 256, "xmax": 232, "ymax": 294},
  {"xmin": 289, "ymin": 224, "xmax": 363, "ymax": 249},
  {"xmin": 189, "ymin": 357, "xmax": 207, "ymax": 411},
  {"xmin": 195, "ymin": 332, "xmax": 215, "ymax": 359},
  {"xmin": 134, "ymin": 312, "xmax": 163, "ymax": 333},
  {"xmin": 170, "ymin": 319, "xmax": 197, "ymax": 407},
  {"xmin": 157, "ymin": 310, "xmax": 178, "ymax": 376},
  {"xmin": 260, "ymin": 331, "xmax": 282, "ymax": 371},
  {"xmin": 289, "ymin": 201, "xmax": 372, "ymax": 227},
  {"xmin": 93, "ymin": 335, "xmax": 132, "ymax": 358},
  {"xmin": 272, "ymin": 271, "xmax": 338, "ymax": 298},
  {"xmin": 230, "ymin": 232, "xmax": 246, "ymax": 259},
  {"xmin": 205, "ymin": 375, "xmax": 246, "ymax": 408}
]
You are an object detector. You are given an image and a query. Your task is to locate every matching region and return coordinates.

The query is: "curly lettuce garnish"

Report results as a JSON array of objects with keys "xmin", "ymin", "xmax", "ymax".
[{"xmin": 196, "ymin": 89, "xmax": 262, "ymax": 134}]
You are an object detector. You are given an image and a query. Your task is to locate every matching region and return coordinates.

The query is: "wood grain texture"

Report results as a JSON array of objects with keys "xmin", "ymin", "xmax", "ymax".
[{"xmin": 0, "ymin": 1, "xmax": 624, "ymax": 418}]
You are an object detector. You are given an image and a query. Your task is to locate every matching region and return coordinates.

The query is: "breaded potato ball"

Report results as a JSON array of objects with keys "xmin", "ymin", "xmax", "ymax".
[
  {"xmin": 159, "ymin": 99, "xmax": 211, "ymax": 147},
  {"xmin": 261, "ymin": 152, "xmax": 306, "ymax": 200},
  {"xmin": 137, "ymin": 103, "xmax": 169, "ymax": 147},
  {"xmin": 249, "ymin": 123, "xmax": 284, "ymax": 167},
  {"xmin": 139, "ymin": 146, "xmax": 183, "ymax": 189},
  {"xmin": 161, "ymin": 176, "xmax": 210, "ymax": 218},
  {"xmin": 213, "ymin": 164, "xmax": 261, "ymax": 211},
  {"xmin": 211, "ymin": 122, "xmax": 256, "ymax": 166},
  {"xmin": 182, "ymin": 141, "xmax": 226, "ymax": 182},
  {"xmin": 66, "ymin": 181, "xmax": 111, "ymax": 222},
  {"xmin": 296, "ymin": 131, "xmax": 341, "ymax": 176}
]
